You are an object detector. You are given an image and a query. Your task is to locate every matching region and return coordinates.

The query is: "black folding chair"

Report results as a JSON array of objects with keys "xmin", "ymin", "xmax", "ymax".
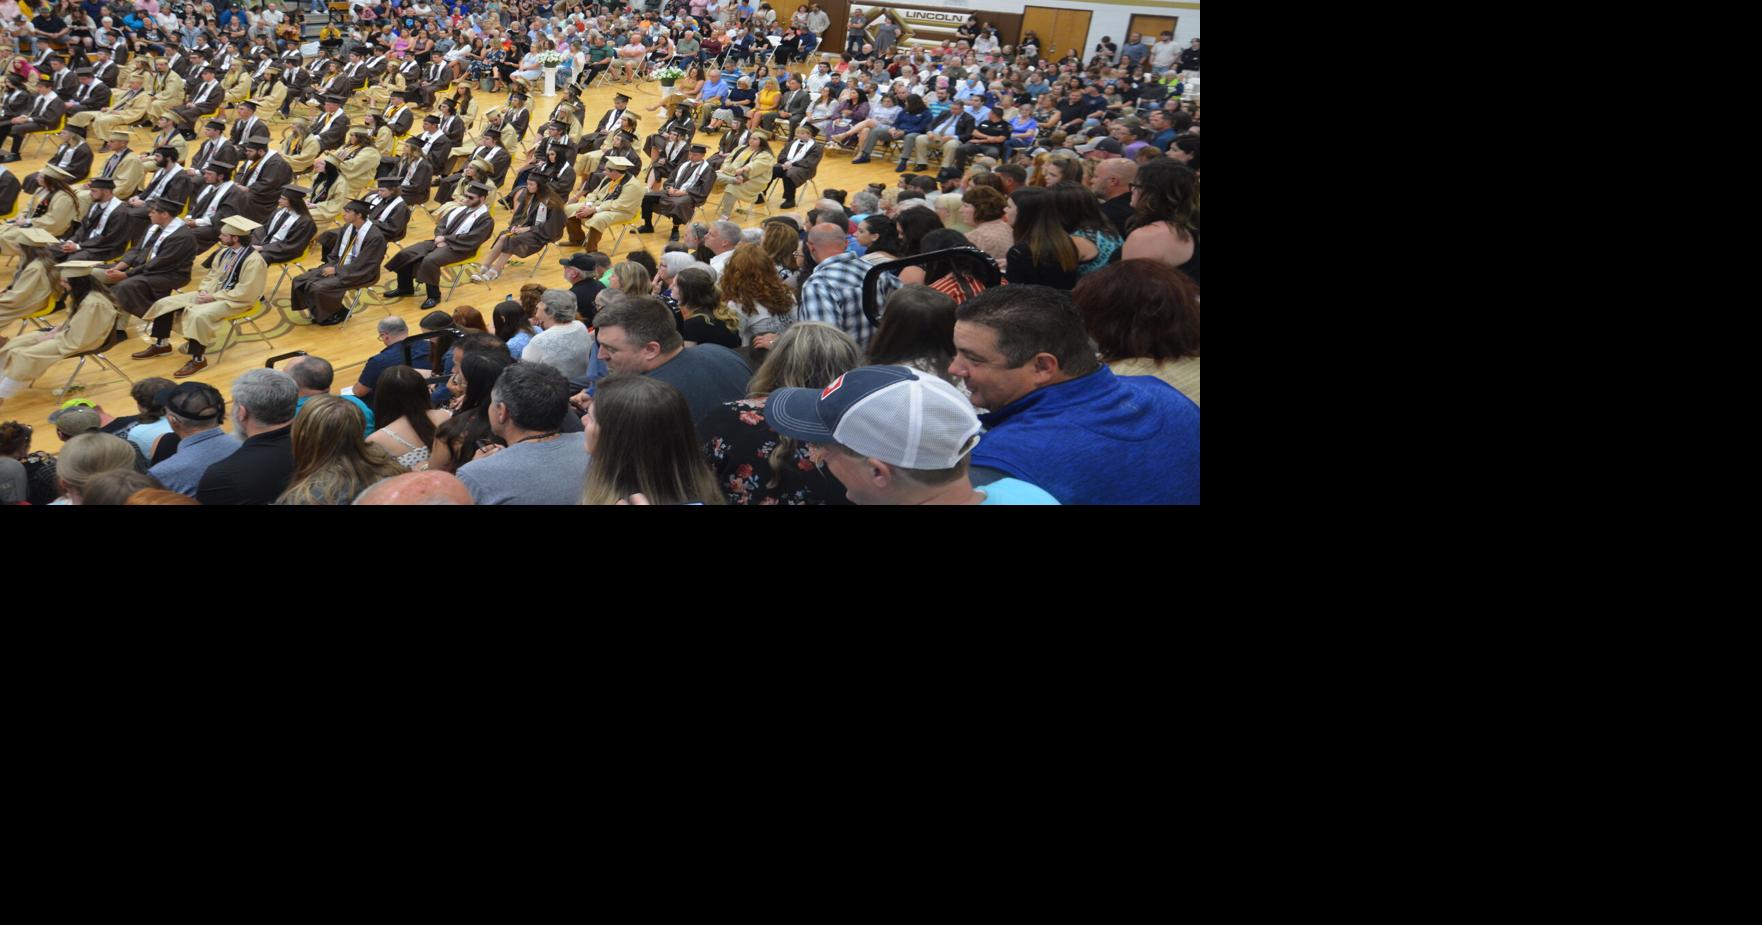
[{"xmin": 859, "ymin": 246, "xmax": 1002, "ymax": 327}]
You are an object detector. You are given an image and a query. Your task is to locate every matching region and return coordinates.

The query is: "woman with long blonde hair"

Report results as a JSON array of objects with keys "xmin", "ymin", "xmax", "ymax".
[
  {"xmin": 281, "ymin": 117, "xmax": 321, "ymax": 174},
  {"xmin": 760, "ymin": 221, "xmax": 802, "ymax": 289},
  {"xmin": 608, "ymin": 260, "xmax": 651, "ymax": 297},
  {"xmin": 276, "ymin": 396, "xmax": 406, "ymax": 505}
]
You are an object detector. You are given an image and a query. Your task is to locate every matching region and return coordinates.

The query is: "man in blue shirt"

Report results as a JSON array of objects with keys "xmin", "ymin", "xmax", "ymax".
[
  {"xmin": 287, "ymin": 354, "xmax": 376, "ymax": 436},
  {"xmin": 147, "ymin": 381, "xmax": 242, "ymax": 496},
  {"xmin": 949, "ymin": 285, "xmax": 1200, "ymax": 505},
  {"xmin": 352, "ymin": 316, "xmax": 431, "ymax": 400}
]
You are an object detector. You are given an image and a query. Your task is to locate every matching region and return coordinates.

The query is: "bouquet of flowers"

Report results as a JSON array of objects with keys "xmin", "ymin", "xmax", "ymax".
[
  {"xmin": 654, "ymin": 65, "xmax": 685, "ymax": 81},
  {"xmin": 538, "ymin": 51, "xmax": 566, "ymax": 67}
]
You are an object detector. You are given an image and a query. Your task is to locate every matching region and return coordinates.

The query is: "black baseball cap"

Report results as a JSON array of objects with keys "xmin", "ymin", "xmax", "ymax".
[
  {"xmin": 560, "ymin": 254, "xmax": 596, "ymax": 272},
  {"xmin": 156, "ymin": 382, "xmax": 226, "ymax": 421}
]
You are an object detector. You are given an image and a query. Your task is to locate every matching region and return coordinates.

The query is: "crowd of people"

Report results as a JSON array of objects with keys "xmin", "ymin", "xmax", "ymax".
[{"xmin": 1, "ymin": 0, "xmax": 1200, "ymax": 505}]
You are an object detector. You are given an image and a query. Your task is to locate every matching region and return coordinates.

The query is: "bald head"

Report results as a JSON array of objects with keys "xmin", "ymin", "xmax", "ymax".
[
  {"xmin": 1093, "ymin": 157, "xmax": 1137, "ymax": 199},
  {"xmin": 354, "ymin": 471, "xmax": 476, "ymax": 505},
  {"xmin": 807, "ymin": 222, "xmax": 850, "ymax": 261}
]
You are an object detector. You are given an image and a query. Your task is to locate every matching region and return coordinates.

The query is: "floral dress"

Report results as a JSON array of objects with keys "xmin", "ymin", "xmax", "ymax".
[
  {"xmin": 1073, "ymin": 229, "xmax": 1122, "ymax": 275},
  {"xmin": 701, "ymin": 396, "xmax": 854, "ymax": 505}
]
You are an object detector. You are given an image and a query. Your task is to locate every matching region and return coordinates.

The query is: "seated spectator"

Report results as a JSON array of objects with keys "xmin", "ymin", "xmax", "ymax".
[
  {"xmin": 766, "ymin": 364, "xmax": 1057, "ymax": 505},
  {"xmin": 493, "ymin": 299, "xmax": 537, "ymax": 359},
  {"xmin": 672, "ymin": 266, "xmax": 741, "ymax": 349},
  {"xmin": 81, "ymin": 470, "xmax": 169, "ymax": 505},
  {"xmin": 353, "ymin": 316, "xmax": 433, "ymax": 400},
  {"xmin": 287, "ymin": 354, "xmax": 375, "ymax": 435},
  {"xmin": 1121, "ymin": 157, "xmax": 1199, "ymax": 284},
  {"xmin": 521, "ymin": 287, "xmax": 595, "ymax": 380},
  {"xmin": 1074, "ymin": 260, "xmax": 1201, "ymax": 406},
  {"xmin": 147, "ymin": 382, "xmax": 241, "ymax": 497},
  {"xmin": 429, "ymin": 346, "xmax": 516, "ymax": 474},
  {"xmin": 52, "ymin": 432, "xmax": 139, "ymax": 505},
  {"xmin": 898, "ymin": 229, "xmax": 990, "ymax": 305},
  {"xmin": 865, "ymin": 284, "xmax": 965, "ymax": 392},
  {"xmin": 587, "ymin": 294, "xmax": 752, "ymax": 430},
  {"xmin": 580, "ymin": 375, "xmax": 724, "ymax": 505},
  {"xmin": 276, "ymin": 396, "xmax": 406, "ymax": 504},
  {"xmin": 354, "ymin": 470, "xmax": 476, "ymax": 505},
  {"xmin": 368, "ymin": 365, "xmax": 453, "ymax": 470},
  {"xmin": 455, "ymin": 361, "xmax": 591, "ymax": 504},
  {"xmin": 950, "ymin": 285, "xmax": 1200, "ymax": 504},
  {"xmin": 121, "ymin": 378, "xmax": 178, "ymax": 462},
  {"xmin": 124, "ymin": 489, "xmax": 201, "ymax": 505},
  {"xmin": 197, "ymin": 368, "xmax": 300, "ymax": 505},
  {"xmin": 701, "ymin": 321, "xmax": 863, "ymax": 506}
]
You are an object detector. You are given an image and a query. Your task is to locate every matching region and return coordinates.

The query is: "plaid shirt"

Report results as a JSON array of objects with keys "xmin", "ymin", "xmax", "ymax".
[{"xmin": 798, "ymin": 250, "xmax": 897, "ymax": 349}]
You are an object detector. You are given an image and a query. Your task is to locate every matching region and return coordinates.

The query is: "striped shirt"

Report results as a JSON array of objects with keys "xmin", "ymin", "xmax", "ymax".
[{"xmin": 797, "ymin": 250, "xmax": 896, "ymax": 349}]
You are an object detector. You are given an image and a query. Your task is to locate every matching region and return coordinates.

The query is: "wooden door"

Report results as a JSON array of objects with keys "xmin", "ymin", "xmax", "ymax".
[
  {"xmin": 1129, "ymin": 15, "xmax": 1179, "ymax": 44},
  {"xmin": 1024, "ymin": 6, "xmax": 1092, "ymax": 63}
]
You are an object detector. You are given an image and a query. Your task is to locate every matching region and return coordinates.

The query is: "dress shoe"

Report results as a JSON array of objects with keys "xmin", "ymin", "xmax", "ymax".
[
  {"xmin": 668, "ymin": 228, "xmax": 680, "ymax": 242},
  {"xmin": 130, "ymin": 343, "xmax": 174, "ymax": 359},
  {"xmin": 420, "ymin": 297, "xmax": 440, "ymax": 309},
  {"xmin": 780, "ymin": 200, "xmax": 796, "ymax": 209},
  {"xmin": 315, "ymin": 308, "xmax": 350, "ymax": 326},
  {"xmin": 850, "ymin": 156, "xmax": 870, "ymax": 164},
  {"xmin": 382, "ymin": 287, "xmax": 416, "ymax": 298},
  {"xmin": 895, "ymin": 159, "xmax": 908, "ymax": 173},
  {"xmin": 173, "ymin": 357, "xmax": 207, "ymax": 378},
  {"xmin": 638, "ymin": 225, "xmax": 656, "ymax": 234}
]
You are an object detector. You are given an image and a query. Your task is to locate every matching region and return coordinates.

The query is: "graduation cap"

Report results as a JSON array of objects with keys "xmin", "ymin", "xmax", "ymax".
[
  {"xmin": 423, "ymin": 114, "xmax": 441, "ymax": 124},
  {"xmin": 166, "ymin": 111, "xmax": 192, "ymax": 128},
  {"xmin": 389, "ymin": 89, "xmax": 407, "ymax": 99},
  {"xmin": 89, "ymin": 177, "xmax": 117, "ymax": 189},
  {"xmin": 42, "ymin": 164, "xmax": 73, "ymax": 181},
  {"xmin": 375, "ymin": 167, "xmax": 401, "ymax": 187},
  {"xmin": 283, "ymin": 185, "xmax": 310, "ymax": 200},
  {"xmin": 613, "ymin": 93, "xmax": 631, "ymax": 103},
  {"xmin": 509, "ymin": 93, "xmax": 527, "ymax": 103},
  {"xmin": 465, "ymin": 181, "xmax": 493, "ymax": 197},
  {"xmin": 148, "ymin": 197, "xmax": 183, "ymax": 213},
  {"xmin": 205, "ymin": 159, "xmax": 237, "ymax": 174},
  {"xmin": 323, "ymin": 93, "xmax": 347, "ymax": 104},
  {"xmin": 690, "ymin": 143, "xmax": 709, "ymax": 154},
  {"xmin": 604, "ymin": 155, "xmax": 634, "ymax": 171},
  {"xmin": 237, "ymin": 99, "xmax": 258, "ymax": 110},
  {"xmin": 75, "ymin": 67, "xmax": 94, "ymax": 76},
  {"xmin": 241, "ymin": 136, "xmax": 269, "ymax": 149},
  {"xmin": 109, "ymin": 129, "xmax": 133, "ymax": 142},
  {"xmin": 153, "ymin": 145, "xmax": 180, "ymax": 160},
  {"xmin": 62, "ymin": 124, "xmax": 85, "ymax": 137},
  {"xmin": 220, "ymin": 216, "xmax": 263, "ymax": 236},
  {"xmin": 58, "ymin": 260, "xmax": 104, "ymax": 279},
  {"xmin": 342, "ymin": 198, "xmax": 374, "ymax": 216},
  {"xmin": 205, "ymin": 119, "xmax": 227, "ymax": 131},
  {"xmin": 20, "ymin": 227, "xmax": 61, "ymax": 246}
]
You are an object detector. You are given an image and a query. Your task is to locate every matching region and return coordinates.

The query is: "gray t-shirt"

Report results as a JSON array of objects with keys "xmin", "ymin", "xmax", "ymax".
[
  {"xmin": 647, "ymin": 344, "xmax": 754, "ymax": 432},
  {"xmin": 456, "ymin": 435, "xmax": 592, "ymax": 505},
  {"xmin": 0, "ymin": 456, "xmax": 27, "ymax": 505}
]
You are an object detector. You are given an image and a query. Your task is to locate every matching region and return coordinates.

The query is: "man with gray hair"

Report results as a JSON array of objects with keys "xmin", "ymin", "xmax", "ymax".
[
  {"xmin": 522, "ymin": 288, "xmax": 594, "ymax": 380},
  {"xmin": 455, "ymin": 362, "xmax": 590, "ymax": 505},
  {"xmin": 351, "ymin": 315, "xmax": 432, "ymax": 400},
  {"xmin": 705, "ymin": 219, "xmax": 741, "ymax": 274},
  {"xmin": 287, "ymin": 354, "xmax": 376, "ymax": 436},
  {"xmin": 197, "ymin": 368, "xmax": 299, "ymax": 504}
]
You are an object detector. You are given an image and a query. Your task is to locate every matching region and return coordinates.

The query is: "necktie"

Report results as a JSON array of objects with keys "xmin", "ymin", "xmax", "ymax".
[{"xmin": 103, "ymin": 152, "xmax": 122, "ymax": 177}]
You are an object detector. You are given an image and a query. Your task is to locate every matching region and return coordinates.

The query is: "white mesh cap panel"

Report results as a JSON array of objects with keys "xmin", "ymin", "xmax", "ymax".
[{"xmin": 831, "ymin": 367, "xmax": 982, "ymax": 469}]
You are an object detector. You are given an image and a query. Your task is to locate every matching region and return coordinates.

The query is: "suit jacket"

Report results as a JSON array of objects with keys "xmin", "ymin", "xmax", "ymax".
[
  {"xmin": 364, "ymin": 193, "xmax": 408, "ymax": 242},
  {"xmin": 120, "ymin": 221, "xmax": 198, "ymax": 290},
  {"xmin": 71, "ymin": 198, "xmax": 134, "ymax": 261},
  {"xmin": 777, "ymin": 138, "xmax": 823, "ymax": 184},
  {"xmin": 65, "ymin": 81, "xmax": 111, "ymax": 113},
  {"xmin": 315, "ymin": 109, "xmax": 351, "ymax": 150},
  {"xmin": 238, "ymin": 151, "xmax": 294, "ymax": 221},
  {"xmin": 433, "ymin": 203, "xmax": 496, "ymax": 256},
  {"xmin": 929, "ymin": 111, "xmax": 977, "ymax": 142},
  {"xmin": 253, "ymin": 209, "xmax": 316, "ymax": 264},
  {"xmin": 44, "ymin": 142, "xmax": 95, "ymax": 184},
  {"xmin": 383, "ymin": 104, "xmax": 414, "ymax": 137},
  {"xmin": 781, "ymin": 88, "xmax": 811, "ymax": 122}
]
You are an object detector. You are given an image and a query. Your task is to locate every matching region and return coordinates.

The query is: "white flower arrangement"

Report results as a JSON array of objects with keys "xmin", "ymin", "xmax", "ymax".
[
  {"xmin": 537, "ymin": 51, "xmax": 566, "ymax": 67},
  {"xmin": 654, "ymin": 65, "xmax": 685, "ymax": 81}
]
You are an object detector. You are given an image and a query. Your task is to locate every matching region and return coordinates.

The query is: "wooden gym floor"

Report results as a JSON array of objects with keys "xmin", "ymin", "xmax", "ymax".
[{"xmin": 4, "ymin": 62, "xmax": 909, "ymax": 451}]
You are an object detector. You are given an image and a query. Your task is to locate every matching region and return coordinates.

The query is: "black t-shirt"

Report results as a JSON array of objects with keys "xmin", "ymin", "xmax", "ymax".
[
  {"xmin": 33, "ymin": 15, "xmax": 68, "ymax": 35},
  {"xmin": 973, "ymin": 118, "xmax": 1010, "ymax": 142},
  {"xmin": 682, "ymin": 314, "xmax": 740, "ymax": 350}
]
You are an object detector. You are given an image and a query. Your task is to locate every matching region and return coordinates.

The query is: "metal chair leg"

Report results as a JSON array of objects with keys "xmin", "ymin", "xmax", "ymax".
[{"xmin": 526, "ymin": 243, "xmax": 550, "ymax": 278}]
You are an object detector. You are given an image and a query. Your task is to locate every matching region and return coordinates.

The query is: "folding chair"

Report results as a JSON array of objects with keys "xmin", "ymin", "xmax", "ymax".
[
  {"xmin": 442, "ymin": 246, "xmax": 482, "ymax": 301},
  {"xmin": 52, "ymin": 327, "xmax": 134, "ymax": 397},
  {"xmin": 21, "ymin": 114, "xmax": 67, "ymax": 158},
  {"xmin": 205, "ymin": 299, "xmax": 279, "ymax": 356}
]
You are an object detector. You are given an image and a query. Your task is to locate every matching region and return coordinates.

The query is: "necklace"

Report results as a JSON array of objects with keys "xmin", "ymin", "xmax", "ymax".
[{"xmin": 515, "ymin": 431, "xmax": 560, "ymax": 444}]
